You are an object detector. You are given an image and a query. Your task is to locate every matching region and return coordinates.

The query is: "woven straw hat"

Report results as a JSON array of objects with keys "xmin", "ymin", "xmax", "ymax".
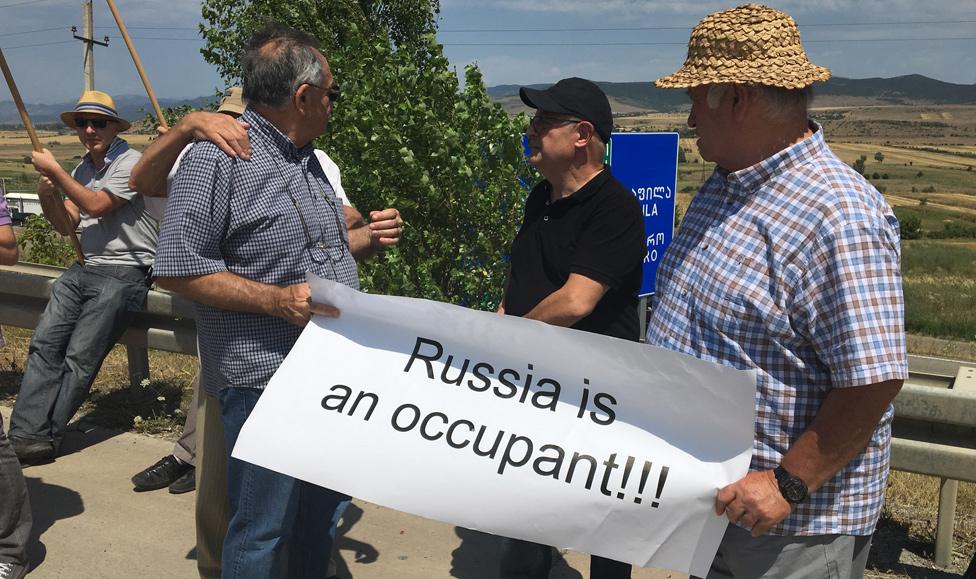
[
  {"xmin": 656, "ymin": 4, "xmax": 830, "ymax": 90},
  {"xmin": 60, "ymin": 90, "xmax": 131, "ymax": 131}
]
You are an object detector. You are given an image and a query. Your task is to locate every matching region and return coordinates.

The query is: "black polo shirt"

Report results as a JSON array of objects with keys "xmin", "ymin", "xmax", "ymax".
[{"xmin": 503, "ymin": 167, "xmax": 645, "ymax": 341}]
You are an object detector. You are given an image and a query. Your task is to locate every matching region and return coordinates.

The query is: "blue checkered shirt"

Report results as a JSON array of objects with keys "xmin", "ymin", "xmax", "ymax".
[
  {"xmin": 154, "ymin": 108, "xmax": 359, "ymax": 395},
  {"xmin": 646, "ymin": 123, "xmax": 907, "ymax": 536}
]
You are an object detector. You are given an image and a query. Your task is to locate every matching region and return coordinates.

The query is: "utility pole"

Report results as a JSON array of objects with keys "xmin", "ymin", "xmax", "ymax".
[
  {"xmin": 72, "ymin": 0, "xmax": 109, "ymax": 90},
  {"xmin": 82, "ymin": 0, "xmax": 93, "ymax": 90}
]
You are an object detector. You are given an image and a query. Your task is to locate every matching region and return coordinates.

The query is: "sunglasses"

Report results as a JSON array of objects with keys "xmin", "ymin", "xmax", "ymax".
[
  {"xmin": 74, "ymin": 118, "xmax": 111, "ymax": 129},
  {"xmin": 529, "ymin": 113, "xmax": 581, "ymax": 132},
  {"xmin": 304, "ymin": 82, "xmax": 341, "ymax": 103}
]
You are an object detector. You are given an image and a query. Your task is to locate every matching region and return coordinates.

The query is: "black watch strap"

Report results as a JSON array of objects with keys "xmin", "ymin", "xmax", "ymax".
[{"xmin": 774, "ymin": 465, "xmax": 808, "ymax": 504}]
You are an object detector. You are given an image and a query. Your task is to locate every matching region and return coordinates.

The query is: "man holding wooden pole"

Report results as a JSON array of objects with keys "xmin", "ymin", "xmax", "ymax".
[{"xmin": 8, "ymin": 90, "xmax": 159, "ymax": 464}]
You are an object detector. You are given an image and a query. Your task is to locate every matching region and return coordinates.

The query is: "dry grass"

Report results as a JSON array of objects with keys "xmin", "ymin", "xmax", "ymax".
[
  {"xmin": 0, "ymin": 325, "xmax": 197, "ymax": 438},
  {"xmin": 871, "ymin": 474, "xmax": 976, "ymax": 576}
]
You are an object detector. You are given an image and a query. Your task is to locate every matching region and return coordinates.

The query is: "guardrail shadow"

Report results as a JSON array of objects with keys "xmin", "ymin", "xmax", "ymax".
[
  {"xmin": 869, "ymin": 517, "xmax": 965, "ymax": 579},
  {"xmin": 24, "ymin": 476, "xmax": 84, "ymax": 573}
]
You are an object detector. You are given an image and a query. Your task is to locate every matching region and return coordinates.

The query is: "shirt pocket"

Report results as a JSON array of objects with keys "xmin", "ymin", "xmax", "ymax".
[{"xmin": 693, "ymin": 250, "xmax": 792, "ymax": 345}]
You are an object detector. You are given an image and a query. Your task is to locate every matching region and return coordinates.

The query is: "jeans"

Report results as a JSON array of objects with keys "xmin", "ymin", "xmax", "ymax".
[
  {"xmin": 0, "ymin": 413, "xmax": 32, "ymax": 566},
  {"xmin": 9, "ymin": 263, "xmax": 149, "ymax": 446},
  {"xmin": 219, "ymin": 387, "xmax": 349, "ymax": 579},
  {"xmin": 499, "ymin": 537, "xmax": 632, "ymax": 579}
]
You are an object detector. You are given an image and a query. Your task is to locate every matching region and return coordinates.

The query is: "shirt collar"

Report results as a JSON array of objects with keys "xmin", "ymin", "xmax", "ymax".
[
  {"xmin": 82, "ymin": 136, "xmax": 128, "ymax": 170},
  {"xmin": 242, "ymin": 107, "xmax": 314, "ymax": 160},
  {"xmin": 722, "ymin": 120, "xmax": 826, "ymax": 196}
]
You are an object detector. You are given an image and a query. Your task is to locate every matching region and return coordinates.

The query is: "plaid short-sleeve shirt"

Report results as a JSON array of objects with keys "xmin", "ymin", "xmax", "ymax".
[
  {"xmin": 646, "ymin": 123, "xmax": 907, "ymax": 536},
  {"xmin": 154, "ymin": 109, "xmax": 359, "ymax": 396}
]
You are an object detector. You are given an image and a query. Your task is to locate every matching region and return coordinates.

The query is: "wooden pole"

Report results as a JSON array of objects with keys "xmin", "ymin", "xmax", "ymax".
[
  {"xmin": 0, "ymin": 48, "xmax": 85, "ymax": 264},
  {"xmin": 104, "ymin": 0, "xmax": 168, "ymax": 129}
]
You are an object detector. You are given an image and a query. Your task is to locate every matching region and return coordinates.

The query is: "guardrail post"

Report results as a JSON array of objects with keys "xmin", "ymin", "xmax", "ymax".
[
  {"xmin": 935, "ymin": 477, "xmax": 958, "ymax": 567},
  {"xmin": 126, "ymin": 345, "xmax": 150, "ymax": 388}
]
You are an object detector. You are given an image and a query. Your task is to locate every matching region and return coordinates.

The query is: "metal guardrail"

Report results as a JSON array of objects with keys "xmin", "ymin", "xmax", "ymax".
[
  {"xmin": 896, "ymin": 355, "xmax": 976, "ymax": 567},
  {"xmin": 1, "ymin": 263, "xmax": 974, "ymax": 566},
  {"xmin": 0, "ymin": 262, "xmax": 198, "ymax": 387}
]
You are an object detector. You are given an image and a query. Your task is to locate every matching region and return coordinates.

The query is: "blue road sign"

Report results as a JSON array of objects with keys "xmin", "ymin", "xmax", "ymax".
[{"xmin": 607, "ymin": 133, "xmax": 678, "ymax": 296}]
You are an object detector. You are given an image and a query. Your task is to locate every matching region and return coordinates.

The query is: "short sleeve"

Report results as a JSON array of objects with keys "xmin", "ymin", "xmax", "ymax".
[
  {"xmin": 570, "ymin": 191, "xmax": 645, "ymax": 289},
  {"xmin": 796, "ymin": 219, "xmax": 908, "ymax": 387},
  {"xmin": 153, "ymin": 145, "xmax": 231, "ymax": 278},
  {"xmin": 101, "ymin": 149, "xmax": 141, "ymax": 201}
]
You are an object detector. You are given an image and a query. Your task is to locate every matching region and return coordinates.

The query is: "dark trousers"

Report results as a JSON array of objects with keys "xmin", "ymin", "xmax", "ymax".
[
  {"xmin": 499, "ymin": 537, "xmax": 631, "ymax": 579},
  {"xmin": 9, "ymin": 263, "xmax": 149, "ymax": 446},
  {"xmin": 0, "ymin": 413, "xmax": 31, "ymax": 566}
]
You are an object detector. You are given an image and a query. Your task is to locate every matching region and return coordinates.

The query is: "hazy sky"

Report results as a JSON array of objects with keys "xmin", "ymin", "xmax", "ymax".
[{"xmin": 1, "ymin": 0, "xmax": 974, "ymax": 103}]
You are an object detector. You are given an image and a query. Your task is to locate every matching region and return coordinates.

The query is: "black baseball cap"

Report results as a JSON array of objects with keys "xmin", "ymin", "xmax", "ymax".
[{"xmin": 519, "ymin": 77, "xmax": 613, "ymax": 142}]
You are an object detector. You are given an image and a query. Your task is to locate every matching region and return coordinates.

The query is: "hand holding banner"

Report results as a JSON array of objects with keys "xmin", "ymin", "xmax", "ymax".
[{"xmin": 233, "ymin": 274, "xmax": 756, "ymax": 576}]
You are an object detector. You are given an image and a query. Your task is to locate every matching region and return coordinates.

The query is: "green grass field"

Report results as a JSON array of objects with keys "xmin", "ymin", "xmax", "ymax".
[{"xmin": 902, "ymin": 241, "xmax": 976, "ymax": 341}]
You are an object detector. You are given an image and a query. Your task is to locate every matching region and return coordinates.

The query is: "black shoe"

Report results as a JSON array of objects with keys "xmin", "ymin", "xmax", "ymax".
[
  {"xmin": 132, "ymin": 455, "xmax": 193, "ymax": 492},
  {"xmin": 168, "ymin": 467, "xmax": 196, "ymax": 494},
  {"xmin": 9, "ymin": 436, "xmax": 54, "ymax": 465}
]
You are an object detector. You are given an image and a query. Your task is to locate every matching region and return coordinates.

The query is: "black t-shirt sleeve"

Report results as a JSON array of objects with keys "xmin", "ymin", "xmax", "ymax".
[{"xmin": 570, "ymin": 188, "xmax": 645, "ymax": 290}]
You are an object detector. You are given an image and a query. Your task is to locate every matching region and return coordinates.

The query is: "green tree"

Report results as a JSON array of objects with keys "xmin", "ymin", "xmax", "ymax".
[
  {"xmin": 17, "ymin": 215, "xmax": 74, "ymax": 266},
  {"xmin": 198, "ymin": 0, "xmax": 535, "ymax": 310},
  {"xmin": 852, "ymin": 155, "xmax": 866, "ymax": 175},
  {"xmin": 899, "ymin": 214, "xmax": 922, "ymax": 240},
  {"xmin": 874, "ymin": 151, "xmax": 885, "ymax": 163}
]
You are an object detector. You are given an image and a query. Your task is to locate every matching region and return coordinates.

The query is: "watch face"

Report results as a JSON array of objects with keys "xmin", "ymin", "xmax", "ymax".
[
  {"xmin": 775, "ymin": 466, "xmax": 808, "ymax": 503},
  {"xmin": 782, "ymin": 478, "xmax": 807, "ymax": 502}
]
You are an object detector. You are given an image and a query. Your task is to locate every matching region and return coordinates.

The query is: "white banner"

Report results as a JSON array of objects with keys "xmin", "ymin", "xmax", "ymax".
[{"xmin": 233, "ymin": 274, "xmax": 756, "ymax": 576}]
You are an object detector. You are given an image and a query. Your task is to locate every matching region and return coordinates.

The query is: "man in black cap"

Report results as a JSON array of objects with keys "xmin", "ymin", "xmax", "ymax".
[{"xmin": 496, "ymin": 77, "xmax": 644, "ymax": 579}]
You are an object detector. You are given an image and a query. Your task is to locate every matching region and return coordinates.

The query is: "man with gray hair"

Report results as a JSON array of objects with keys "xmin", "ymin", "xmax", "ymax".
[
  {"xmin": 153, "ymin": 23, "xmax": 402, "ymax": 578},
  {"xmin": 647, "ymin": 5, "xmax": 906, "ymax": 579}
]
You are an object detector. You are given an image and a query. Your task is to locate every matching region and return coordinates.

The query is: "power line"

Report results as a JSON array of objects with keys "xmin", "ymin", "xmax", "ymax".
[
  {"xmin": 1, "ymin": 39, "xmax": 74, "ymax": 50},
  {"xmin": 439, "ymin": 19, "xmax": 976, "ymax": 32},
  {"xmin": 0, "ymin": 0, "xmax": 50, "ymax": 8},
  {"xmin": 94, "ymin": 25, "xmax": 197, "ymax": 31},
  {"xmin": 128, "ymin": 36, "xmax": 203, "ymax": 41},
  {"xmin": 0, "ymin": 26, "xmax": 65, "ymax": 37},
  {"xmin": 443, "ymin": 37, "xmax": 976, "ymax": 46}
]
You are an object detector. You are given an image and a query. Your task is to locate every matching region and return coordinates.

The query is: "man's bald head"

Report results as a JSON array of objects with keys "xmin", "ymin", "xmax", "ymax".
[{"xmin": 241, "ymin": 23, "xmax": 325, "ymax": 110}]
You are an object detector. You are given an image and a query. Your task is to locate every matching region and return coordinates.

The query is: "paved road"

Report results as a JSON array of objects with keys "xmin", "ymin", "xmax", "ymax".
[{"xmin": 4, "ymin": 406, "xmax": 682, "ymax": 579}]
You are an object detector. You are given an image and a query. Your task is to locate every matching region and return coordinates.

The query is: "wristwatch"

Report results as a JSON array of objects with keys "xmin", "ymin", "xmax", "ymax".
[{"xmin": 774, "ymin": 465, "xmax": 808, "ymax": 504}]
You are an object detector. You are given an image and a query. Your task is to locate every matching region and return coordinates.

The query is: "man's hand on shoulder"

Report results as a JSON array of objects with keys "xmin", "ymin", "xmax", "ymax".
[
  {"xmin": 181, "ymin": 111, "xmax": 251, "ymax": 160},
  {"xmin": 715, "ymin": 470, "xmax": 792, "ymax": 537}
]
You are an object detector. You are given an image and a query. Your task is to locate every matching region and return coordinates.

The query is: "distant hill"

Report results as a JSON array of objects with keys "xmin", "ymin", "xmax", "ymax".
[
  {"xmin": 489, "ymin": 75, "xmax": 976, "ymax": 114},
  {"xmin": 4, "ymin": 75, "xmax": 976, "ymax": 126},
  {"xmin": 0, "ymin": 94, "xmax": 218, "ymax": 126}
]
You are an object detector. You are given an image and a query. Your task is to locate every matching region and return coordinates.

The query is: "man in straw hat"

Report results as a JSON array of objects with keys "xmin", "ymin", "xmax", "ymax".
[
  {"xmin": 8, "ymin": 90, "xmax": 157, "ymax": 465},
  {"xmin": 647, "ymin": 4, "xmax": 906, "ymax": 578}
]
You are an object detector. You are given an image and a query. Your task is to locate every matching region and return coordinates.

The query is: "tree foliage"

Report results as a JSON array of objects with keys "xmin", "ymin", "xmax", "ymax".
[
  {"xmin": 198, "ymin": 0, "xmax": 535, "ymax": 310},
  {"xmin": 17, "ymin": 215, "xmax": 74, "ymax": 266}
]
